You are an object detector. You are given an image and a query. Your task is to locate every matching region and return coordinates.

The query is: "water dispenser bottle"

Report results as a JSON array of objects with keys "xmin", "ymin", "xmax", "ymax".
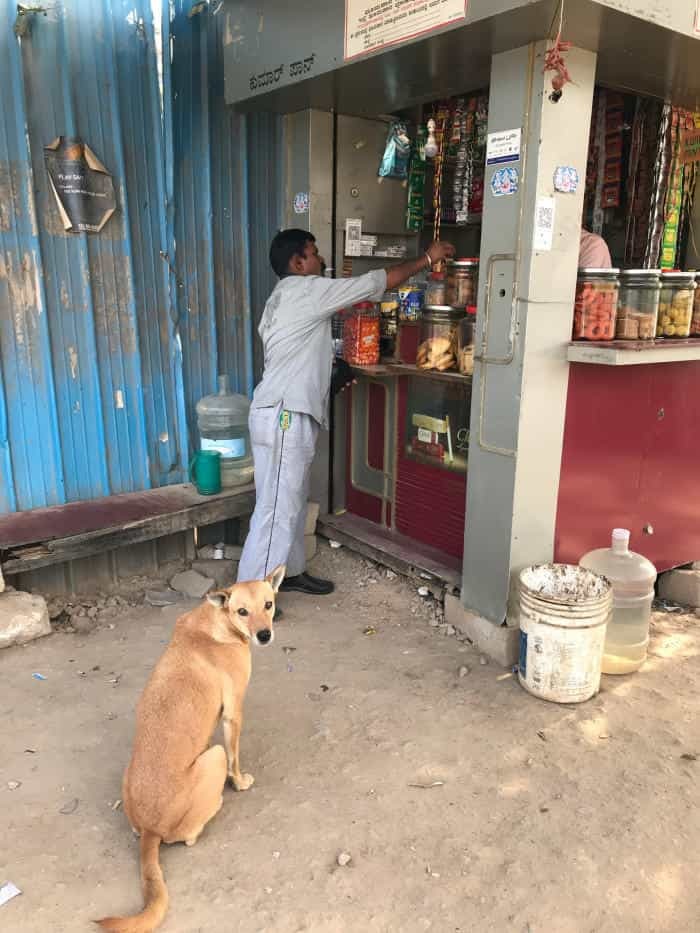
[
  {"xmin": 196, "ymin": 375, "xmax": 254, "ymax": 488},
  {"xmin": 579, "ymin": 529, "xmax": 657, "ymax": 674}
]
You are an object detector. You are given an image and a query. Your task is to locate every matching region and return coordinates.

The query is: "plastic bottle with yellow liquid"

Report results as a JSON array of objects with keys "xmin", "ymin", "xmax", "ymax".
[{"xmin": 579, "ymin": 529, "xmax": 657, "ymax": 674}]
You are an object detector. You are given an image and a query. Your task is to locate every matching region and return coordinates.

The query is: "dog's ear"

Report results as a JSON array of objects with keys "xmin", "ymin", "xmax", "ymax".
[
  {"xmin": 265, "ymin": 564, "xmax": 286, "ymax": 594},
  {"xmin": 207, "ymin": 591, "xmax": 229, "ymax": 610}
]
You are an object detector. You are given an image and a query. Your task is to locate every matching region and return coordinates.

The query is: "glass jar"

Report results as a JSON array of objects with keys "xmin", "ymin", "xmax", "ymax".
[
  {"xmin": 692, "ymin": 274, "xmax": 700, "ymax": 336},
  {"xmin": 657, "ymin": 271, "xmax": 696, "ymax": 338},
  {"xmin": 380, "ymin": 291, "xmax": 400, "ymax": 356},
  {"xmin": 416, "ymin": 306, "xmax": 464, "ymax": 371},
  {"xmin": 446, "ymin": 258, "xmax": 479, "ymax": 308},
  {"xmin": 615, "ymin": 270, "xmax": 661, "ymax": 341},
  {"xmin": 572, "ymin": 268, "xmax": 619, "ymax": 341},
  {"xmin": 343, "ymin": 302, "xmax": 380, "ymax": 366},
  {"xmin": 456, "ymin": 306, "xmax": 477, "ymax": 375},
  {"xmin": 424, "ymin": 271, "xmax": 447, "ymax": 306}
]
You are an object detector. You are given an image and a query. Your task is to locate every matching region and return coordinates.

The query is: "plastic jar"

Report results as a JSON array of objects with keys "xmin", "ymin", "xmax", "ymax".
[
  {"xmin": 456, "ymin": 305, "xmax": 477, "ymax": 374},
  {"xmin": 416, "ymin": 305, "xmax": 463, "ymax": 371},
  {"xmin": 196, "ymin": 375, "xmax": 254, "ymax": 488},
  {"xmin": 656, "ymin": 271, "xmax": 695, "ymax": 337},
  {"xmin": 692, "ymin": 273, "xmax": 700, "ymax": 336},
  {"xmin": 343, "ymin": 302, "xmax": 380, "ymax": 366},
  {"xmin": 572, "ymin": 268, "xmax": 619, "ymax": 341},
  {"xmin": 446, "ymin": 258, "xmax": 479, "ymax": 308},
  {"xmin": 615, "ymin": 269, "xmax": 661, "ymax": 341},
  {"xmin": 580, "ymin": 528, "xmax": 657, "ymax": 675}
]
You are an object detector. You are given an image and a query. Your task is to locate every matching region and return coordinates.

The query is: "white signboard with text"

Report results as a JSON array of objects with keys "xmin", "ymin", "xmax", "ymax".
[{"xmin": 345, "ymin": 0, "xmax": 467, "ymax": 60}]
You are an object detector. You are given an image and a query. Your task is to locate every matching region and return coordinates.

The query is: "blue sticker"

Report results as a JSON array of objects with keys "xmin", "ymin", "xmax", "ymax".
[
  {"xmin": 519, "ymin": 631, "xmax": 528, "ymax": 677},
  {"xmin": 293, "ymin": 191, "xmax": 309, "ymax": 214},
  {"xmin": 554, "ymin": 166, "xmax": 579, "ymax": 193},
  {"xmin": 490, "ymin": 166, "xmax": 519, "ymax": 198}
]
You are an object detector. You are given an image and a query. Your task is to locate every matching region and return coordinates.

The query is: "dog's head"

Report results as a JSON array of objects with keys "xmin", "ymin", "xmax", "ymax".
[{"xmin": 207, "ymin": 565, "xmax": 285, "ymax": 646}]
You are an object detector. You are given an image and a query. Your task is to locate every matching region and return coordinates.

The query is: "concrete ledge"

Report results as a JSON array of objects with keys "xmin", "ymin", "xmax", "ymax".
[{"xmin": 444, "ymin": 594, "xmax": 519, "ymax": 667}]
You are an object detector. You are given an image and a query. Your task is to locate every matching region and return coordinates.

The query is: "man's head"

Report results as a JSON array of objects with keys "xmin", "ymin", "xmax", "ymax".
[{"xmin": 269, "ymin": 229, "xmax": 325, "ymax": 278}]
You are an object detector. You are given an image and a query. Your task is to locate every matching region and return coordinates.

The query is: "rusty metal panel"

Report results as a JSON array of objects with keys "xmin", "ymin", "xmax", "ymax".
[{"xmin": 0, "ymin": 0, "xmax": 192, "ymax": 513}]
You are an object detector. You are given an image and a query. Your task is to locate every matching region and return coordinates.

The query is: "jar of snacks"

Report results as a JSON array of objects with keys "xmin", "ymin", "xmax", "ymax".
[
  {"xmin": 380, "ymin": 291, "xmax": 399, "ymax": 356},
  {"xmin": 456, "ymin": 306, "xmax": 477, "ymax": 375},
  {"xmin": 343, "ymin": 302, "xmax": 380, "ymax": 366},
  {"xmin": 417, "ymin": 306, "xmax": 464, "ymax": 371},
  {"xmin": 573, "ymin": 268, "xmax": 619, "ymax": 341},
  {"xmin": 692, "ymin": 273, "xmax": 700, "ymax": 337},
  {"xmin": 657, "ymin": 271, "xmax": 696, "ymax": 338},
  {"xmin": 446, "ymin": 258, "xmax": 479, "ymax": 308},
  {"xmin": 424, "ymin": 271, "xmax": 447, "ymax": 307},
  {"xmin": 615, "ymin": 270, "xmax": 661, "ymax": 341}
]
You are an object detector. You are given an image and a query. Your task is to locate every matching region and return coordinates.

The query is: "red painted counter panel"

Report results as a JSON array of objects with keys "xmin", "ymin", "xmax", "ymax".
[{"xmin": 555, "ymin": 361, "xmax": 700, "ymax": 572}]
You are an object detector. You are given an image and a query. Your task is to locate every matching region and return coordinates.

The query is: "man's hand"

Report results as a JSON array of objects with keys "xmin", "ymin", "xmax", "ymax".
[
  {"xmin": 385, "ymin": 240, "xmax": 456, "ymax": 290},
  {"xmin": 426, "ymin": 240, "xmax": 456, "ymax": 266}
]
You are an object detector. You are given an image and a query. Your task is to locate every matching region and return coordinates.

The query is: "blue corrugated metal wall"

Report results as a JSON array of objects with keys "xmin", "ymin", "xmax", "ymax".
[{"xmin": 0, "ymin": 0, "xmax": 283, "ymax": 514}]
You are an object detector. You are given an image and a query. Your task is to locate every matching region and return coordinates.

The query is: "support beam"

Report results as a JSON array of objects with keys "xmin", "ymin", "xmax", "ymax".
[{"xmin": 461, "ymin": 42, "xmax": 597, "ymax": 631}]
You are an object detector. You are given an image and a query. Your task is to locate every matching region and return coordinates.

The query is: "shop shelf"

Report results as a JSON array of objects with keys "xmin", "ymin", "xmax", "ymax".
[{"xmin": 567, "ymin": 339, "xmax": 700, "ymax": 366}]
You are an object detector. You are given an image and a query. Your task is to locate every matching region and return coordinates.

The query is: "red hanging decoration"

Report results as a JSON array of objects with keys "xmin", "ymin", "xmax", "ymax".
[{"xmin": 543, "ymin": 31, "xmax": 572, "ymax": 101}]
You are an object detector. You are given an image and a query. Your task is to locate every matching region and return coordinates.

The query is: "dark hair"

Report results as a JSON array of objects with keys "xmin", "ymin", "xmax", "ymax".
[{"xmin": 269, "ymin": 228, "xmax": 315, "ymax": 277}]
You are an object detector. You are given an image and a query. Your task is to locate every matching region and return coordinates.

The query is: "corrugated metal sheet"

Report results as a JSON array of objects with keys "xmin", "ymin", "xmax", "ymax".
[
  {"xmin": 171, "ymin": 0, "xmax": 284, "ymax": 431},
  {"xmin": 0, "ymin": 0, "xmax": 283, "ymax": 515}
]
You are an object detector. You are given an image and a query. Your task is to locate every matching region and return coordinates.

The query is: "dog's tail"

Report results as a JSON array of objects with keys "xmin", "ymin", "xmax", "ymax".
[{"xmin": 95, "ymin": 830, "xmax": 168, "ymax": 933}]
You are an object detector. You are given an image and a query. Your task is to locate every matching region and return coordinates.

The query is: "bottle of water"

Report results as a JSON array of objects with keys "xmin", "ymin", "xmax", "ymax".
[
  {"xmin": 196, "ymin": 375, "xmax": 254, "ymax": 488},
  {"xmin": 579, "ymin": 529, "xmax": 657, "ymax": 674}
]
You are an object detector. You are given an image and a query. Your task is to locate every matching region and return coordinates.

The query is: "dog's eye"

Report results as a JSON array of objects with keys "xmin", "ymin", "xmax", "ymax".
[
  {"xmin": 265, "ymin": 601, "xmax": 273, "ymax": 611},
  {"xmin": 237, "ymin": 608, "xmax": 249, "ymax": 617}
]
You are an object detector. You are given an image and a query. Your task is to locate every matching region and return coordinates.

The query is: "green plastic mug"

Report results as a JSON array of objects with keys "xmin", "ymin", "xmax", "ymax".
[{"xmin": 190, "ymin": 449, "xmax": 222, "ymax": 495}]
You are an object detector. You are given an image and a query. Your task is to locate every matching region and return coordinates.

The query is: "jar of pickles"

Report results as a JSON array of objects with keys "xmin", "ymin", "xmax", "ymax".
[
  {"xmin": 416, "ymin": 306, "xmax": 464, "ymax": 371},
  {"xmin": 572, "ymin": 268, "xmax": 619, "ymax": 341},
  {"xmin": 615, "ymin": 270, "xmax": 661, "ymax": 341},
  {"xmin": 692, "ymin": 273, "xmax": 700, "ymax": 337},
  {"xmin": 656, "ymin": 271, "xmax": 696, "ymax": 338},
  {"xmin": 343, "ymin": 302, "xmax": 380, "ymax": 366},
  {"xmin": 446, "ymin": 258, "xmax": 479, "ymax": 308}
]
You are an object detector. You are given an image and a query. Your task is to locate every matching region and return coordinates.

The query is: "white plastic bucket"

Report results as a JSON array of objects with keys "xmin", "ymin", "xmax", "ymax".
[{"xmin": 518, "ymin": 563, "xmax": 612, "ymax": 704}]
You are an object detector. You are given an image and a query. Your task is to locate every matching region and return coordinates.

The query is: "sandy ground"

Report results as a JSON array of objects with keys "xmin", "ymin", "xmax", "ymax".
[{"xmin": 1, "ymin": 545, "xmax": 699, "ymax": 933}]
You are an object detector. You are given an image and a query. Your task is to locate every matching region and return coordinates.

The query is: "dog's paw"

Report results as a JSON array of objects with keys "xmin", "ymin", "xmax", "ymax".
[{"xmin": 230, "ymin": 772, "xmax": 255, "ymax": 792}]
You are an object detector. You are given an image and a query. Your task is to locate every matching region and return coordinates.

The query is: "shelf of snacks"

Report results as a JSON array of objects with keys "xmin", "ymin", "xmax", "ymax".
[
  {"xmin": 567, "ymin": 338, "xmax": 700, "ymax": 366},
  {"xmin": 349, "ymin": 361, "xmax": 472, "ymax": 384}
]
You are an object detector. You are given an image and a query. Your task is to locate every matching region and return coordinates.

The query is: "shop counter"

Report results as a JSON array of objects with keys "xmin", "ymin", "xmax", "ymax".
[{"xmin": 567, "ymin": 339, "xmax": 700, "ymax": 366}]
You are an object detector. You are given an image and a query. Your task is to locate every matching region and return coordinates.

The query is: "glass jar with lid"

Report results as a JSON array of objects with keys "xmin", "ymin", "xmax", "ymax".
[
  {"xmin": 656, "ymin": 271, "xmax": 696, "ymax": 338},
  {"xmin": 615, "ymin": 269, "xmax": 661, "ymax": 341},
  {"xmin": 416, "ymin": 306, "xmax": 464, "ymax": 371},
  {"xmin": 424, "ymin": 271, "xmax": 447, "ymax": 306},
  {"xmin": 572, "ymin": 268, "xmax": 619, "ymax": 341},
  {"xmin": 343, "ymin": 302, "xmax": 380, "ymax": 366},
  {"xmin": 446, "ymin": 258, "xmax": 479, "ymax": 308},
  {"xmin": 456, "ymin": 305, "xmax": 477, "ymax": 375},
  {"xmin": 692, "ymin": 273, "xmax": 700, "ymax": 337}
]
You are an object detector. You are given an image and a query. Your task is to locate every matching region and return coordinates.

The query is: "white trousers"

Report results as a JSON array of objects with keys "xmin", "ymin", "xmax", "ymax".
[{"xmin": 237, "ymin": 403, "xmax": 319, "ymax": 582}]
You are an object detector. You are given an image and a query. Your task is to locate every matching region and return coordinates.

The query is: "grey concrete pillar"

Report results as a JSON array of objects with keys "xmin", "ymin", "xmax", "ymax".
[{"xmin": 461, "ymin": 43, "xmax": 597, "ymax": 633}]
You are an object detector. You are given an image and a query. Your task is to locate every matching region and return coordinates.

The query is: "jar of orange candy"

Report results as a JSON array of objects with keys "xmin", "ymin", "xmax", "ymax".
[
  {"xmin": 572, "ymin": 268, "xmax": 620, "ymax": 341},
  {"xmin": 342, "ymin": 302, "xmax": 380, "ymax": 366}
]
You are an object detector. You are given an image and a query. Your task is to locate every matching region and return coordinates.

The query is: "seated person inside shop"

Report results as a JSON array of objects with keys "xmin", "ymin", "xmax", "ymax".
[
  {"xmin": 580, "ymin": 228, "xmax": 612, "ymax": 268},
  {"xmin": 237, "ymin": 229, "xmax": 455, "ymax": 605}
]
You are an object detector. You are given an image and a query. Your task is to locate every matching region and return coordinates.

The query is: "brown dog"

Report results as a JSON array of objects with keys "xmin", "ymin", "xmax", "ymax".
[{"xmin": 96, "ymin": 566, "xmax": 285, "ymax": 933}]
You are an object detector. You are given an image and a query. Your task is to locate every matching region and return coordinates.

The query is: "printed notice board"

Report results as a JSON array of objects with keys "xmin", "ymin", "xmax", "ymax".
[{"xmin": 345, "ymin": 0, "xmax": 468, "ymax": 60}]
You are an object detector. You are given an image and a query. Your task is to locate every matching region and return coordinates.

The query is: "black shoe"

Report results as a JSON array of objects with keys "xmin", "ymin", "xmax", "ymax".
[{"xmin": 279, "ymin": 572, "xmax": 335, "ymax": 596}]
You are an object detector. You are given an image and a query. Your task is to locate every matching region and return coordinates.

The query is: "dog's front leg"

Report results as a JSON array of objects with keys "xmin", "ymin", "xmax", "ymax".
[{"xmin": 222, "ymin": 709, "xmax": 254, "ymax": 791}]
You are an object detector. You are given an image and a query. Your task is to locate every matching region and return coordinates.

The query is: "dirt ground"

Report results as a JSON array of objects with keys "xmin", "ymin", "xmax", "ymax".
[{"xmin": 1, "ymin": 545, "xmax": 699, "ymax": 933}]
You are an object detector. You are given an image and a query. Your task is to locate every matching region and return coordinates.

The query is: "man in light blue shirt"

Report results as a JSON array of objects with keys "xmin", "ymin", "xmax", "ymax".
[{"xmin": 237, "ymin": 229, "xmax": 454, "ymax": 600}]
